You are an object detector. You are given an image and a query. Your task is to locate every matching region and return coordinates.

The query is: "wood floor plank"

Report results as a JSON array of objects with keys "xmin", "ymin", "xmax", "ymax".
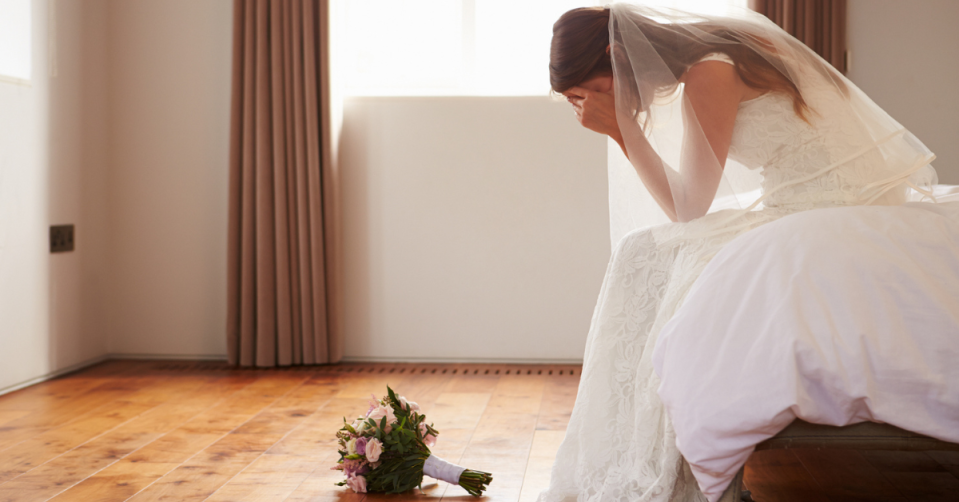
[
  {"xmin": 518, "ymin": 430, "xmax": 565, "ymax": 502},
  {"xmin": 425, "ymin": 393, "xmax": 491, "ymax": 431},
  {"xmin": 41, "ymin": 460, "xmax": 181, "ymax": 502},
  {"xmin": 0, "ymin": 411, "xmax": 31, "ymax": 428},
  {"xmin": 534, "ymin": 373, "xmax": 578, "ymax": 432},
  {"xmin": 0, "ymin": 375, "xmax": 112, "ymax": 413},
  {"xmin": 0, "ymin": 378, "xmax": 150, "ymax": 453},
  {"xmin": 441, "ymin": 369, "xmax": 500, "ymax": 394},
  {"xmin": 281, "ymin": 454, "xmax": 367, "ymax": 502},
  {"xmin": 3, "ymin": 375, "xmax": 255, "ymax": 502},
  {"xmin": 204, "ymin": 454, "xmax": 317, "ymax": 502},
  {"xmin": 0, "ymin": 397, "xmax": 160, "ymax": 482},
  {"xmin": 266, "ymin": 368, "xmax": 410, "ymax": 461},
  {"xmin": 417, "ymin": 394, "xmax": 493, "ymax": 498},
  {"xmin": 201, "ymin": 375, "xmax": 359, "ymax": 501},
  {"xmin": 40, "ymin": 374, "xmax": 268, "ymax": 502},
  {"xmin": 124, "ymin": 373, "xmax": 313, "ymax": 502},
  {"xmin": 265, "ymin": 396, "xmax": 370, "ymax": 459},
  {"xmin": 441, "ymin": 373, "xmax": 546, "ymax": 501}
]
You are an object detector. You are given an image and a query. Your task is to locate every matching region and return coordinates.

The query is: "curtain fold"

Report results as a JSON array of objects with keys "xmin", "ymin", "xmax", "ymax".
[
  {"xmin": 227, "ymin": 0, "xmax": 340, "ymax": 367},
  {"xmin": 750, "ymin": 0, "xmax": 847, "ymax": 72}
]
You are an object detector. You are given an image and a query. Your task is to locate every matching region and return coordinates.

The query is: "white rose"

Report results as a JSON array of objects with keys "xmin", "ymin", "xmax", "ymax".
[
  {"xmin": 346, "ymin": 438, "xmax": 357, "ymax": 455},
  {"xmin": 366, "ymin": 438, "xmax": 383, "ymax": 462},
  {"xmin": 352, "ymin": 418, "xmax": 369, "ymax": 434},
  {"xmin": 399, "ymin": 396, "xmax": 420, "ymax": 412}
]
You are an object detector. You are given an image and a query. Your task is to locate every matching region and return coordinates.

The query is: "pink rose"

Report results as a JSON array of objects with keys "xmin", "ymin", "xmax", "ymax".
[
  {"xmin": 419, "ymin": 422, "xmax": 437, "ymax": 447},
  {"xmin": 340, "ymin": 458, "xmax": 367, "ymax": 477},
  {"xmin": 346, "ymin": 474, "xmax": 368, "ymax": 493},
  {"xmin": 366, "ymin": 438, "xmax": 383, "ymax": 462},
  {"xmin": 366, "ymin": 394, "xmax": 379, "ymax": 417},
  {"xmin": 367, "ymin": 405, "xmax": 396, "ymax": 432}
]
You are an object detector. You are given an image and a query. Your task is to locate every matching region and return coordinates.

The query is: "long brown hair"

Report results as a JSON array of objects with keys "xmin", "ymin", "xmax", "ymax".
[{"xmin": 549, "ymin": 7, "xmax": 816, "ymax": 122}]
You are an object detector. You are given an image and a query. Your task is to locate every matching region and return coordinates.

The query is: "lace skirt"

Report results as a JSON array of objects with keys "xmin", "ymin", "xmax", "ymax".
[{"xmin": 537, "ymin": 210, "xmax": 780, "ymax": 502}]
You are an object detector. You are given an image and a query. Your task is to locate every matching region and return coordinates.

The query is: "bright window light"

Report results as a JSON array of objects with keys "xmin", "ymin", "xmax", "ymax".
[
  {"xmin": 0, "ymin": 0, "xmax": 32, "ymax": 82},
  {"xmin": 336, "ymin": 0, "xmax": 747, "ymax": 96}
]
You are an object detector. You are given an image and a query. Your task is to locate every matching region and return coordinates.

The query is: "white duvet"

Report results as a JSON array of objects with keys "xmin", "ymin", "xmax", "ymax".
[{"xmin": 652, "ymin": 192, "xmax": 959, "ymax": 501}]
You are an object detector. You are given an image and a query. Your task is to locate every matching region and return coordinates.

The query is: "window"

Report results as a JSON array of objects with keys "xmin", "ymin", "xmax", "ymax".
[
  {"xmin": 336, "ymin": 0, "xmax": 747, "ymax": 96},
  {"xmin": 0, "ymin": 0, "xmax": 31, "ymax": 83}
]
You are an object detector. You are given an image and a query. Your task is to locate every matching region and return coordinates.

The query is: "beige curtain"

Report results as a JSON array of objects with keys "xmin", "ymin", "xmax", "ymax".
[
  {"xmin": 227, "ymin": 0, "xmax": 341, "ymax": 367},
  {"xmin": 750, "ymin": 0, "xmax": 847, "ymax": 72}
]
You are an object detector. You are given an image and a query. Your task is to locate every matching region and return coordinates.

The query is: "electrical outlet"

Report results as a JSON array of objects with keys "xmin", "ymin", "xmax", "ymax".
[{"xmin": 50, "ymin": 224, "xmax": 75, "ymax": 253}]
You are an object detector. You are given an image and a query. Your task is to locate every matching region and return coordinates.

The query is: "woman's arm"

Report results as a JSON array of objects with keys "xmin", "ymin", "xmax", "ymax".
[
  {"xmin": 568, "ymin": 87, "xmax": 679, "ymax": 219},
  {"xmin": 568, "ymin": 61, "xmax": 748, "ymax": 222},
  {"xmin": 674, "ymin": 61, "xmax": 744, "ymax": 220}
]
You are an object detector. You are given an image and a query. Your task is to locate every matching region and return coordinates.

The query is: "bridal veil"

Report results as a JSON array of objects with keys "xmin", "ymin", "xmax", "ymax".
[{"xmin": 606, "ymin": 3, "xmax": 938, "ymax": 246}]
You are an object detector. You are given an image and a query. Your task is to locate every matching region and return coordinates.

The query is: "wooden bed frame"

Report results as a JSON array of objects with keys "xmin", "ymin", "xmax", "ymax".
[{"xmin": 717, "ymin": 420, "xmax": 959, "ymax": 501}]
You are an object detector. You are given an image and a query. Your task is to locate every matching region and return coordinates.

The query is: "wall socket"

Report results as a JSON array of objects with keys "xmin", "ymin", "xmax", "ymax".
[{"xmin": 50, "ymin": 224, "xmax": 75, "ymax": 253}]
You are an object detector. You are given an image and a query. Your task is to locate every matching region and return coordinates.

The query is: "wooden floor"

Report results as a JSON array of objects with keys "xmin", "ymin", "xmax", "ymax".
[{"xmin": 0, "ymin": 361, "xmax": 956, "ymax": 502}]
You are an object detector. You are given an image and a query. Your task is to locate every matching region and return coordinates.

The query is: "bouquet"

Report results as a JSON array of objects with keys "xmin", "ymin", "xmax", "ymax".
[{"xmin": 334, "ymin": 386, "xmax": 493, "ymax": 496}]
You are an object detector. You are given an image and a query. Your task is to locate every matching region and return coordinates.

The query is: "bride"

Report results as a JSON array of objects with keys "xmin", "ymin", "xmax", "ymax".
[{"xmin": 539, "ymin": 3, "xmax": 952, "ymax": 502}]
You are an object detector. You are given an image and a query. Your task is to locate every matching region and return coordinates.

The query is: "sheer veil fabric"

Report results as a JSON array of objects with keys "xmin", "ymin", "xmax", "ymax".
[
  {"xmin": 607, "ymin": 3, "xmax": 937, "ymax": 246},
  {"xmin": 540, "ymin": 3, "xmax": 943, "ymax": 502}
]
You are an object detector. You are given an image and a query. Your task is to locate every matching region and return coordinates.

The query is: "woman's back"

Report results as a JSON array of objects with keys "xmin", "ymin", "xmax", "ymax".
[{"xmin": 726, "ymin": 55, "xmax": 937, "ymax": 212}]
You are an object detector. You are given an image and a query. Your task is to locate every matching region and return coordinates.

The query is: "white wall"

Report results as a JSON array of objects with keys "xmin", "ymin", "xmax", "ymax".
[
  {"xmin": 0, "ymin": 0, "xmax": 111, "ymax": 392},
  {"xmin": 847, "ymin": 0, "xmax": 959, "ymax": 184},
  {"xmin": 0, "ymin": 0, "xmax": 232, "ymax": 392},
  {"xmin": 339, "ymin": 97, "xmax": 609, "ymax": 362},
  {"xmin": 104, "ymin": 0, "xmax": 233, "ymax": 357}
]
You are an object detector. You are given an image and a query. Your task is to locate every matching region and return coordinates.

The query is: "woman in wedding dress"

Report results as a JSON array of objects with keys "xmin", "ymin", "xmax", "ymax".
[{"xmin": 538, "ymin": 4, "xmax": 951, "ymax": 502}]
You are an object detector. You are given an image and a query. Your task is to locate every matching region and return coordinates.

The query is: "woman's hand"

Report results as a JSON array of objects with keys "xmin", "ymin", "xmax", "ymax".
[{"xmin": 566, "ymin": 86, "xmax": 622, "ymax": 142}]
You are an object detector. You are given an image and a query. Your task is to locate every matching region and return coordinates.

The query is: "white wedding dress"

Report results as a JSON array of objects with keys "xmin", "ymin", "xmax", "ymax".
[{"xmin": 537, "ymin": 52, "xmax": 946, "ymax": 502}]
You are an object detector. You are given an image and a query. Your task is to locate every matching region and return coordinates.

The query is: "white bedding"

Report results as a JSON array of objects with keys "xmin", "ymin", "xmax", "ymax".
[{"xmin": 652, "ymin": 193, "xmax": 959, "ymax": 501}]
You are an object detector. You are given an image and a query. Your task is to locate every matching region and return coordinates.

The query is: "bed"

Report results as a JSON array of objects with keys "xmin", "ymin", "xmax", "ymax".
[{"xmin": 653, "ymin": 186, "xmax": 959, "ymax": 501}]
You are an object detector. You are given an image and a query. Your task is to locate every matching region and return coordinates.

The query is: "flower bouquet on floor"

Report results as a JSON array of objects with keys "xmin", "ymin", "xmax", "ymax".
[{"xmin": 333, "ymin": 386, "xmax": 493, "ymax": 496}]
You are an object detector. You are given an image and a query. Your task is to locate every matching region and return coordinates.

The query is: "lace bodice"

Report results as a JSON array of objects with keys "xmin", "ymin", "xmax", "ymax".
[
  {"xmin": 722, "ymin": 56, "xmax": 932, "ymax": 211},
  {"xmin": 730, "ymin": 92, "xmax": 878, "ymax": 210}
]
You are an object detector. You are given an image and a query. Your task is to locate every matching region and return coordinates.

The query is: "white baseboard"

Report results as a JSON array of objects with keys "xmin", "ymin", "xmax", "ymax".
[
  {"xmin": 107, "ymin": 353, "xmax": 228, "ymax": 361},
  {"xmin": 0, "ymin": 354, "xmax": 110, "ymax": 397},
  {"xmin": 0, "ymin": 353, "xmax": 229, "ymax": 397}
]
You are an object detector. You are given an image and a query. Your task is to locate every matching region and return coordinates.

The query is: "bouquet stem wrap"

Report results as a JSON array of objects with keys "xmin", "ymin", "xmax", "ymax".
[{"xmin": 423, "ymin": 455, "xmax": 466, "ymax": 484}]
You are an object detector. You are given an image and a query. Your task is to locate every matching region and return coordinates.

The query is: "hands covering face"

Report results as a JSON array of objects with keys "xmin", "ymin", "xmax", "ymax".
[{"xmin": 564, "ymin": 85, "xmax": 619, "ymax": 138}]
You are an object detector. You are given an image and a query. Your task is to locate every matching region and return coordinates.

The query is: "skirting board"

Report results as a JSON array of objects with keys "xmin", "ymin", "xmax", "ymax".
[
  {"xmin": 0, "ymin": 354, "xmax": 110, "ymax": 397},
  {"xmin": 0, "ymin": 353, "xmax": 582, "ymax": 397},
  {"xmin": 107, "ymin": 352, "xmax": 229, "ymax": 361},
  {"xmin": 0, "ymin": 352, "xmax": 228, "ymax": 397}
]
